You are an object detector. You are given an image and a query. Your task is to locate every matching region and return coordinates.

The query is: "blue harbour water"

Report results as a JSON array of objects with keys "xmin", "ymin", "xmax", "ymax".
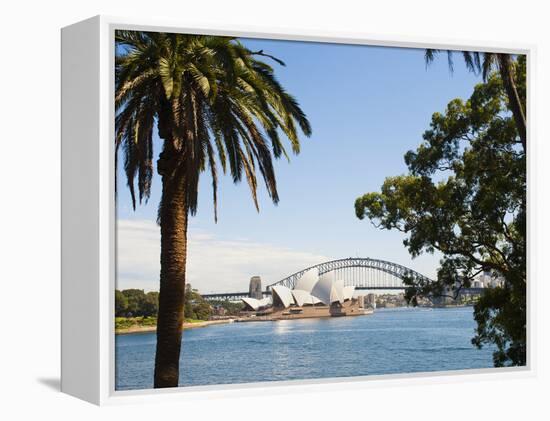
[{"xmin": 115, "ymin": 306, "xmax": 495, "ymax": 390}]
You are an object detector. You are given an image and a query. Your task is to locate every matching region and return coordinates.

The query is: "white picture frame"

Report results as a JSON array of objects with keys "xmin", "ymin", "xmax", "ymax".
[{"xmin": 61, "ymin": 15, "xmax": 536, "ymax": 405}]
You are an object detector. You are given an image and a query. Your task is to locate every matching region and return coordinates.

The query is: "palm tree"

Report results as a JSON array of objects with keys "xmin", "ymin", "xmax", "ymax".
[
  {"xmin": 115, "ymin": 31, "xmax": 311, "ymax": 388},
  {"xmin": 425, "ymin": 50, "xmax": 526, "ymax": 151}
]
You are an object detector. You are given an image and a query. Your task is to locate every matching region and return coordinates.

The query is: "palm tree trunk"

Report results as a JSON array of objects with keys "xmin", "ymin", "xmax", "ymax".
[
  {"xmin": 154, "ymin": 162, "xmax": 188, "ymax": 388},
  {"xmin": 497, "ymin": 54, "xmax": 527, "ymax": 152}
]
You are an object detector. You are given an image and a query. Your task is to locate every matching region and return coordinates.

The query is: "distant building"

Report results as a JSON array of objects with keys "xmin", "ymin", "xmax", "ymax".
[
  {"xmin": 475, "ymin": 270, "xmax": 505, "ymax": 288},
  {"xmin": 212, "ymin": 305, "xmax": 226, "ymax": 316},
  {"xmin": 365, "ymin": 293, "xmax": 376, "ymax": 309},
  {"xmin": 249, "ymin": 276, "xmax": 263, "ymax": 299},
  {"xmin": 242, "ymin": 269, "xmax": 365, "ymax": 319}
]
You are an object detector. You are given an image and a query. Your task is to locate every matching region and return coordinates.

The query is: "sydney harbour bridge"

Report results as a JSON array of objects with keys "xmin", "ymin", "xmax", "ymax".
[{"xmin": 201, "ymin": 257, "xmax": 484, "ymax": 301}]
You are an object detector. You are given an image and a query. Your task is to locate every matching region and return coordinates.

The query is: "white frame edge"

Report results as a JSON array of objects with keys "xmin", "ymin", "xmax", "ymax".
[
  {"xmin": 61, "ymin": 15, "xmax": 537, "ymax": 406},
  {"xmin": 61, "ymin": 16, "xmax": 102, "ymax": 404}
]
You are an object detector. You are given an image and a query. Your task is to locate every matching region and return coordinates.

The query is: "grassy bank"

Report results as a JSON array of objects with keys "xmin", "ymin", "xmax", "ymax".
[
  {"xmin": 115, "ymin": 316, "xmax": 232, "ymax": 334},
  {"xmin": 115, "ymin": 316, "xmax": 157, "ymax": 331}
]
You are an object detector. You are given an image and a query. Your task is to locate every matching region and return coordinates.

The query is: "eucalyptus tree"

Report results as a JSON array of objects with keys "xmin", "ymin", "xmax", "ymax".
[
  {"xmin": 115, "ymin": 31, "xmax": 311, "ymax": 387},
  {"xmin": 356, "ymin": 57, "xmax": 526, "ymax": 366},
  {"xmin": 425, "ymin": 49, "xmax": 526, "ymax": 151}
]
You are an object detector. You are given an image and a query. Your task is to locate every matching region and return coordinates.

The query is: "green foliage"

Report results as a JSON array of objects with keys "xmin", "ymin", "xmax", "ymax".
[
  {"xmin": 115, "ymin": 317, "xmax": 135, "ymax": 330},
  {"xmin": 115, "ymin": 285, "xmax": 213, "ymax": 321},
  {"xmin": 183, "ymin": 284, "xmax": 213, "ymax": 321},
  {"xmin": 115, "ymin": 289, "xmax": 159, "ymax": 317},
  {"xmin": 115, "ymin": 316, "xmax": 157, "ymax": 331},
  {"xmin": 425, "ymin": 51, "xmax": 526, "ymax": 151},
  {"xmin": 182, "ymin": 318, "xmax": 206, "ymax": 324},
  {"xmin": 115, "ymin": 290, "xmax": 128, "ymax": 315},
  {"xmin": 207, "ymin": 300, "xmax": 245, "ymax": 315},
  {"xmin": 142, "ymin": 291, "xmax": 160, "ymax": 316},
  {"xmin": 355, "ymin": 59, "xmax": 526, "ymax": 367}
]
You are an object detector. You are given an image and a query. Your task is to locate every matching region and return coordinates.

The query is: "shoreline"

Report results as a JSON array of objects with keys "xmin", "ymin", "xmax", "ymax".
[
  {"xmin": 115, "ymin": 318, "xmax": 235, "ymax": 335},
  {"xmin": 115, "ymin": 306, "xmax": 470, "ymax": 335}
]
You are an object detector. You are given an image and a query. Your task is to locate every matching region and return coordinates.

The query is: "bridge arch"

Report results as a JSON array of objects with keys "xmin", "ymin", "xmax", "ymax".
[
  {"xmin": 200, "ymin": 257, "xmax": 484, "ymax": 301},
  {"xmin": 266, "ymin": 257, "xmax": 434, "ymax": 290}
]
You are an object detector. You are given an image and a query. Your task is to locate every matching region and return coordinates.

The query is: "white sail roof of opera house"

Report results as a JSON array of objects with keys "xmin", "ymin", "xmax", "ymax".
[
  {"xmin": 294, "ymin": 268, "xmax": 319, "ymax": 293},
  {"xmin": 343, "ymin": 285, "xmax": 355, "ymax": 301},
  {"xmin": 311, "ymin": 273, "xmax": 345, "ymax": 305},
  {"xmin": 241, "ymin": 296, "xmax": 271, "ymax": 311},
  {"xmin": 271, "ymin": 285, "xmax": 295, "ymax": 308},
  {"xmin": 291, "ymin": 289, "xmax": 322, "ymax": 306},
  {"xmin": 244, "ymin": 272, "xmax": 355, "ymax": 310}
]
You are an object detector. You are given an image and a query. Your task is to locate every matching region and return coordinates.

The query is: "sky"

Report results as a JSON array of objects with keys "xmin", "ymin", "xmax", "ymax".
[{"xmin": 116, "ymin": 38, "xmax": 483, "ymax": 293}]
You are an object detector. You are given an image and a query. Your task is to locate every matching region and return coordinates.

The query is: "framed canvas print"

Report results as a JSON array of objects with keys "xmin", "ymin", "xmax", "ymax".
[{"xmin": 61, "ymin": 15, "xmax": 533, "ymax": 405}]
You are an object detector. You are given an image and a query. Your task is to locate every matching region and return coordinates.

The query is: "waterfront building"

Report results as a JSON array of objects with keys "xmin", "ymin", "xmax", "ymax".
[
  {"xmin": 291, "ymin": 289, "xmax": 322, "ymax": 306},
  {"xmin": 271, "ymin": 285, "xmax": 295, "ymax": 308},
  {"xmin": 311, "ymin": 273, "xmax": 345, "ymax": 305},
  {"xmin": 365, "ymin": 293, "xmax": 376, "ymax": 309},
  {"xmin": 242, "ymin": 268, "xmax": 366, "ymax": 319},
  {"xmin": 343, "ymin": 286, "xmax": 355, "ymax": 301},
  {"xmin": 241, "ymin": 296, "xmax": 271, "ymax": 311},
  {"xmin": 294, "ymin": 268, "xmax": 319, "ymax": 292},
  {"xmin": 474, "ymin": 270, "xmax": 505, "ymax": 288},
  {"xmin": 212, "ymin": 305, "xmax": 227, "ymax": 316}
]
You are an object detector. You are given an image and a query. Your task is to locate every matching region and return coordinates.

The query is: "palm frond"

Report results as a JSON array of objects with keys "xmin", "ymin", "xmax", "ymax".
[
  {"xmin": 482, "ymin": 53, "xmax": 497, "ymax": 81},
  {"xmin": 424, "ymin": 49, "xmax": 439, "ymax": 68},
  {"xmin": 250, "ymin": 49, "xmax": 286, "ymax": 66},
  {"xmin": 115, "ymin": 31, "xmax": 312, "ymax": 220},
  {"xmin": 425, "ymin": 48, "xmax": 498, "ymax": 82}
]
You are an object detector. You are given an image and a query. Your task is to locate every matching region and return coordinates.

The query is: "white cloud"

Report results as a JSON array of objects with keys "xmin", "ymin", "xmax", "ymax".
[{"xmin": 116, "ymin": 219, "xmax": 330, "ymax": 293}]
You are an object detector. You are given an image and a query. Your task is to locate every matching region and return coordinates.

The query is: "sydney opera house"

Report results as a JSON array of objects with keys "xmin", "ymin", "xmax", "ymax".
[{"xmin": 241, "ymin": 269, "xmax": 366, "ymax": 319}]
